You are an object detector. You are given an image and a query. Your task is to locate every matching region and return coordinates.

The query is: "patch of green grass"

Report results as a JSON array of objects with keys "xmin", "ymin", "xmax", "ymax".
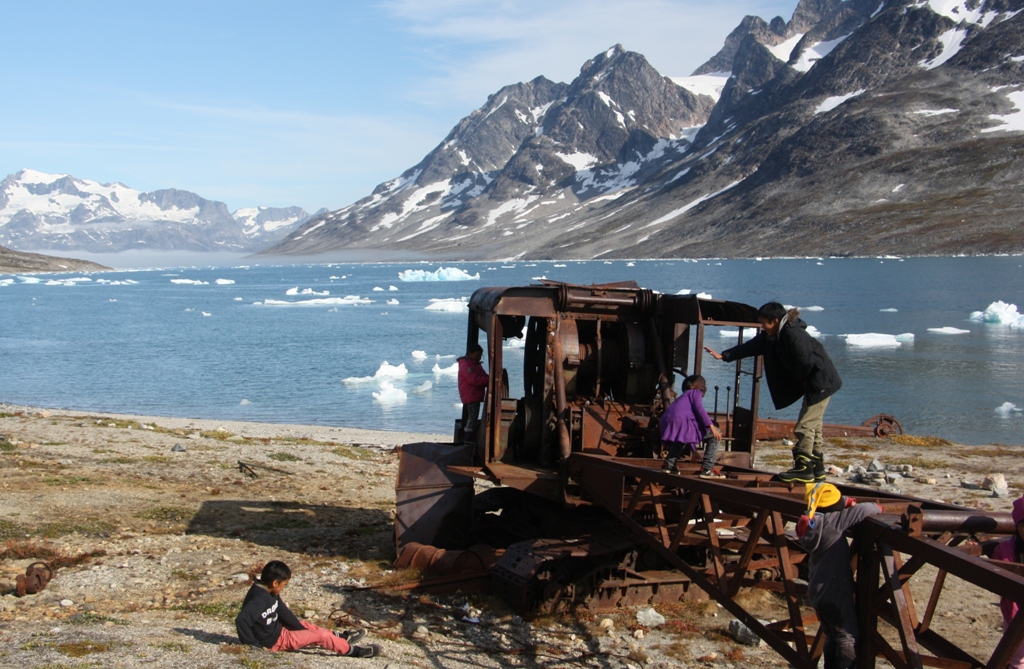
[
  {"xmin": 331, "ymin": 444, "xmax": 373, "ymax": 460},
  {"xmin": 91, "ymin": 448, "xmax": 115, "ymax": 454},
  {"xmin": 200, "ymin": 430, "xmax": 235, "ymax": 441},
  {"xmin": 888, "ymin": 435, "xmax": 952, "ymax": 448},
  {"xmin": 0, "ymin": 518, "xmax": 25, "ymax": 539},
  {"xmin": 0, "ymin": 441, "xmax": 16, "ymax": 453},
  {"xmin": 43, "ymin": 475, "xmax": 91, "ymax": 486},
  {"xmin": 267, "ymin": 452, "xmax": 301, "ymax": 462},
  {"xmin": 142, "ymin": 455, "xmax": 171, "ymax": 464},
  {"xmin": 239, "ymin": 657, "xmax": 272, "ymax": 669},
  {"xmin": 137, "ymin": 506, "xmax": 194, "ymax": 523},
  {"xmin": 41, "ymin": 519, "xmax": 117, "ymax": 538},
  {"xmin": 171, "ymin": 601, "xmax": 240, "ymax": 621},
  {"xmin": 68, "ymin": 611, "xmax": 129, "ymax": 626},
  {"xmin": 56, "ymin": 640, "xmax": 112, "ymax": 657},
  {"xmin": 100, "ymin": 456, "xmax": 136, "ymax": 464},
  {"xmin": 171, "ymin": 568, "xmax": 201, "ymax": 581}
]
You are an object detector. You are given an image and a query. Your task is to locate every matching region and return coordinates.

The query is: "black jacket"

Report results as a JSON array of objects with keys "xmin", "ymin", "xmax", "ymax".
[
  {"xmin": 235, "ymin": 583, "xmax": 303, "ymax": 648},
  {"xmin": 721, "ymin": 311, "xmax": 842, "ymax": 410}
]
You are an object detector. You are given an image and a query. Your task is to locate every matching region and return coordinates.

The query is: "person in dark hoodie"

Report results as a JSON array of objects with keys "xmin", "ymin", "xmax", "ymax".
[
  {"xmin": 704, "ymin": 302, "xmax": 842, "ymax": 483},
  {"xmin": 797, "ymin": 483, "xmax": 881, "ymax": 669},
  {"xmin": 235, "ymin": 560, "xmax": 379, "ymax": 658}
]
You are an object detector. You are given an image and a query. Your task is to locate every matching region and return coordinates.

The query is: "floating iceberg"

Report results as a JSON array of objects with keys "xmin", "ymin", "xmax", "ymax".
[
  {"xmin": 398, "ymin": 267, "xmax": 481, "ymax": 282},
  {"xmin": 389, "ymin": 285, "xmax": 399, "ymax": 291},
  {"xmin": 412, "ymin": 381, "xmax": 433, "ymax": 394},
  {"xmin": 201, "ymin": 311, "xmax": 211, "ymax": 317},
  {"xmin": 433, "ymin": 362, "xmax": 459, "ymax": 376},
  {"xmin": 895, "ymin": 333, "xmax": 915, "ymax": 343},
  {"xmin": 995, "ymin": 402, "xmax": 1022, "ymax": 417},
  {"xmin": 928, "ymin": 327, "xmax": 970, "ymax": 335},
  {"xmin": 411, "ymin": 350, "xmax": 428, "ymax": 360},
  {"xmin": 372, "ymin": 381, "xmax": 407, "ymax": 404},
  {"xmin": 504, "ymin": 337, "xmax": 526, "ymax": 349},
  {"xmin": 803, "ymin": 306, "xmax": 824, "ymax": 312},
  {"xmin": 17, "ymin": 276, "xmax": 42, "ymax": 283},
  {"xmin": 215, "ymin": 279, "xmax": 235, "ymax": 285},
  {"xmin": 720, "ymin": 329, "xmax": 739, "ymax": 337},
  {"xmin": 373, "ymin": 286, "xmax": 384, "ymax": 292},
  {"xmin": 696, "ymin": 292, "xmax": 713, "ymax": 299},
  {"xmin": 286, "ymin": 287, "xmax": 329, "ymax": 296},
  {"xmin": 532, "ymin": 275, "xmax": 548, "ymax": 280},
  {"xmin": 425, "ymin": 297, "xmax": 469, "ymax": 313},
  {"xmin": 969, "ymin": 301, "xmax": 1024, "ymax": 327},
  {"xmin": 806, "ymin": 325, "xmax": 822, "ymax": 338},
  {"xmin": 386, "ymin": 298, "xmax": 399, "ymax": 305},
  {"xmin": 841, "ymin": 333, "xmax": 904, "ymax": 347},
  {"xmin": 554, "ymin": 264, "xmax": 567, "ymax": 268},
  {"xmin": 234, "ymin": 297, "xmax": 243, "ymax": 301},
  {"xmin": 676, "ymin": 289, "xmax": 691, "ymax": 295},
  {"xmin": 239, "ymin": 399, "xmax": 251, "ymax": 405},
  {"xmin": 343, "ymin": 361, "xmax": 409, "ymax": 385},
  {"xmin": 880, "ymin": 308, "xmax": 898, "ymax": 313},
  {"xmin": 260, "ymin": 296, "xmax": 371, "ymax": 307},
  {"xmin": 171, "ymin": 279, "xmax": 208, "ymax": 285}
]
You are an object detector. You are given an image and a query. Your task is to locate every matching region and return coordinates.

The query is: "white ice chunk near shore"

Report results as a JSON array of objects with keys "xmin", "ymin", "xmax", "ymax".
[
  {"xmin": 425, "ymin": 297, "xmax": 469, "ymax": 313},
  {"xmin": 969, "ymin": 301, "xmax": 1024, "ymax": 326},
  {"xmin": 995, "ymin": 402, "xmax": 1022, "ymax": 416},
  {"xmin": 803, "ymin": 306, "xmax": 824, "ymax": 312},
  {"xmin": 433, "ymin": 362, "xmax": 459, "ymax": 376},
  {"xmin": 386, "ymin": 298, "xmax": 399, "ymax": 305},
  {"xmin": 841, "ymin": 333, "xmax": 905, "ymax": 347},
  {"xmin": 928, "ymin": 327, "xmax": 970, "ymax": 334},
  {"xmin": 171, "ymin": 279, "xmax": 208, "ymax": 285},
  {"xmin": 342, "ymin": 361, "xmax": 409, "ymax": 385},
  {"xmin": 398, "ymin": 267, "xmax": 480, "ymax": 282},
  {"xmin": 411, "ymin": 350, "xmax": 428, "ymax": 360},
  {"xmin": 880, "ymin": 308, "xmax": 898, "ymax": 312},
  {"xmin": 286, "ymin": 287, "xmax": 329, "ymax": 296},
  {"xmin": 373, "ymin": 286, "xmax": 384, "ymax": 292},
  {"xmin": 373, "ymin": 381, "xmax": 407, "ymax": 404},
  {"xmin": 215, "ymin": 279, "xmax": 235, "ymax": 285},
  {"xmin": 412, "ymin": 381, "xmax": 433, "ymax": 394}
]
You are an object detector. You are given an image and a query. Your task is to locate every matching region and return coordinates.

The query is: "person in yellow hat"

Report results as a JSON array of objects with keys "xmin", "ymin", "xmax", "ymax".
[{"xmin": 796, "ymin": 483, "xmax": 881, "ymax": 669}]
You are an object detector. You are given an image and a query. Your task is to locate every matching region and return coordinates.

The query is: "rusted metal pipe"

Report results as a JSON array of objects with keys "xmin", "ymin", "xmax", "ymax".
[
  {"xmin": 552, "ymin": 321, "xmax": 572, "ymax": 461},
  {"xmin": 902, "ymin": 508, "xmax": 1016, "ymax": 536}
]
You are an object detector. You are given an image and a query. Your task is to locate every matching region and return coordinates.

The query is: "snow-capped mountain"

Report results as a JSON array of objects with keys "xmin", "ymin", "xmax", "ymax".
[
  {"xmin": 269, "ymin": 0, "xmax": 1024, "ymax": 259},
  {"xmin": 0, "ymin": 170, "xmax": 315, "ymax": 253}
]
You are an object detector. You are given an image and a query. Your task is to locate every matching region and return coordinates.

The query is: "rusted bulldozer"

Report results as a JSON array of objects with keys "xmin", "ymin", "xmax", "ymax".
[{"xmin": 394, "ymin": 281, "xmax": 1023, "ymax": 669}]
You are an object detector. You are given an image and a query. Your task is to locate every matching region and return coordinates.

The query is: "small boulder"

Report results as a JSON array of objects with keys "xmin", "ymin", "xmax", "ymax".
[
  {"xmin": 982, "ymin": 474, "xmax": 1008, "ymax": 492},
  {"xmin": 728, "ymin": 619, "xmax": 765, "ymax": 647},
  {"xmin": 867, "ymin": 459, "xmax": 885, "ymax": 472},
  {"xmin": 636, "ymin": 607, "xmax": 665, "ymax": 628}
]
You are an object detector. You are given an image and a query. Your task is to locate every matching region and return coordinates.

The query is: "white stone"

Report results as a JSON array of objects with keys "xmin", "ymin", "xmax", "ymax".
[
  {"xmin": 636, "ymin": 607, "xmax": 665, "ymax": 627},
  {"xmin": 60, "ymin": 599, "xmax": 74, "ymax": 607}
]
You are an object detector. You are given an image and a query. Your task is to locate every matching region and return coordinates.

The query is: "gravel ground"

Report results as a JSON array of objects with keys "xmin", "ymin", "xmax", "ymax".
[{"xmin": 0, "ymin": 404, "xmax": 1019, "ymax": 669}]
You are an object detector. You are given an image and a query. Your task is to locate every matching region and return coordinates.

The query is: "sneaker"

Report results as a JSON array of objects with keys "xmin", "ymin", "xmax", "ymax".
[
  {"xmin": 698, "ymin": 468, "xmax": 725, "ymax": 479},
  {"xmin": 335, "ymin": 628, "xmax": 366, "ymax": 645},
  {"xmin": 778, "ymin": 454, "xmax": 816, "ymax": 483},
  {"xmin": 345, "ymin": 644, "xmax": 381, "ymax": 658},
  {"xmin": 811, "ymin": 452, "xmax": 826, "ymax": 481},
  {"xmin": 661, "ymin": 466, "xmax": 679, "ymax": 474}
]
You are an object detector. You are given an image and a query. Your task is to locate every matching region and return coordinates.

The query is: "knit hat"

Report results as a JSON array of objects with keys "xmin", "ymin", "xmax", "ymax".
[
  {"xmin": 1013, "ymin": 495, "xmax": 1024, "ymax": 526},
  {"xmin": 805, "ymin": 482, "xmax": 842, "ymax": 519}
]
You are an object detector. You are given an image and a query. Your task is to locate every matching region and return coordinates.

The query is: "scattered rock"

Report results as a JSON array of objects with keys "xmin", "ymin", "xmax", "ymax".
[
  {"xmin": 885, "ymin": 472, "xmax": 903, "ymax": 485},
  {"xmin": 729, "ymin": 619, "xmax": 766, "ymax": 647},
  {"xmin": 826, "ymin": 465, "xmax": 844, "ymax": 476},
  {"xmin": 59, "ymin": 599, "xmax": 73, "ymax": 607},
  {"xmin": 633, "ymin": 628, "xmax": 644, "ymax": 639},
  {"xmin": 636, "ymin": 607, "xmax": 665, "ymax": 628},
  {"xmin": 868, "ymin": 458, "xmax": 885, "ymax": 472},
  {"xmin": 982, "ymin": 474, "xmax": 1008, "ymax": 495},
  {"xmin": 917, "ymin": 477, "xmax": 938, "ymax": 485},
  {"xmin": 879, "ymin": 484, "xmax": 902, "ymax": 494},
  {"xmin": 171, "ymin": 443, "xmax": 187, "ymax": 452},
  {"xmin": 512, "ymin": 615, "xmax": 523, "ymax": 625},
  {"xmin": 599, "ymin": 618, "xmax": 614, "ymax": 630}
]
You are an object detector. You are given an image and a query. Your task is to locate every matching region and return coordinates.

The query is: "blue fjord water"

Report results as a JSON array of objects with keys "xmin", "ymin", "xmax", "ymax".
[{"xmin": 1, "ymin": 257, "xmax": 1022, "ymax": 445}]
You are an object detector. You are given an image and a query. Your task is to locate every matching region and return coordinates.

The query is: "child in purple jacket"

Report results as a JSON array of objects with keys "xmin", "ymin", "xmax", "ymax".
[
  {"xmin": 660, "ymin": 375, "xmax": 723, "ymax": 477},
  {"xmin": 992, "ymin": 495, "xmax": 1024, "ymax": 669}
]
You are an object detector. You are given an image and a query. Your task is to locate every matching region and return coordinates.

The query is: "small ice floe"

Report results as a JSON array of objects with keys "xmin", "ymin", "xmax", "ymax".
[
  {"xmin": 433, "ymin": 362, "xmax": 459, "ymax": 376},
  {"xmin": 261, "ymin": 296, "xmax": 371, "ymax": 307},
  {"xmin": 841, "ymin": 333, "xmax": 906, "ymax": 347},
  {"xmin": 928, "ymin": 327, "xmax": 970, "ymax": 335},
  {"xmin": 373, "ymin": 286, "xmax": 384, "ymax": 292},
  {"xmin": 435, "ymin": 353, "xmax": 456, "ymax": 359},
  {"xmin": 532, "ymin": 275, "xmax": 548, "ymax": 280},
  {"xmin": 425, "ymin": 297, "xmax": 469, "ymax": 313},
  {"xmin": 234, "ymin": 297, "xmax": 243, "ymax": 301},
  {"xmin": 627, "ymin": 261, "xmax": 635, "ymax": 266},
  {"xmin": 720, "ymin": 329, "xmax": 739, "ymax": 337},
  {"xmin": 411, "ymin": 381, "xmax": 433, "ymax": 394},
  {"xmin": 696, "ymin": 292, "xmax": 712, "ymax": 299},
  {"xmin": 109, "ymin": 298, "xmax": 117, "ymax": 302},
  {"xmin": 398, "ymin": 267, "xmax": 480, "ymax": 282},
  {"xmin": 880, "ymin": 308, "xmax": 898, "ymax": 313},
  {"xmin": 554, "ymin": 264, "xmax": 567, "ymax": 268},
  {"xmin": 453, "ymin": 402, "xmax": 464, "ymax": 409},
  {"xmin": 184, "ymin": 308, "xmax": 194, "ymax": 312},
  {"xmin": 895, "ymin": 333, "xmax": 915, "ymax": 343},
  {"xmin": 677, "ymin": 289, "xmax": 691, "ymax": 295},
  {"xmin": 411, "ymin": 350, "xmax": 428, "ymax": 360},
  {"xmin": 17, "ymin": 276, "xmax": 41, "ymax": 283},
  {"xmin": 504, "ymin": 337, "xmax": 526, "ymax": 349},
  {"xmin": 389, "ymin": 285, "xmax": 399, "ymax": 291},
  {"xmin": 239, "ymin": 399, "xmax": 251, "ymax": 406},
  {"xmin": 0, "ymin": 278, "xmax": 14, "ymax": 286},
  {"xmin": 806, "ymin": 325, "xmax": 822, "ymax": 338},
  {"xmin": 171, "ymin": 279, "xmax": 208, "ymax": 285},
  {"xmin": 386, "ymin": 298, "xmax": 399, "ymax": 305},
  {"xmin": 803, "ymin": 306, "xmax": 824, "ymax": 312},
  {"xmin": 215, "ymin": 279, "xmax": 235, "ymax": 285},
  {"xmin": 343, "ymin": 361, "xmax": 409, "ymax": 384},
  {"xmin": 286, "ymin": 287, "xmax": 329, "ymax": 296},
  {"xmin": 201, "ymin": 311, "xmax": 212, "ymax": 317},
  {"xmin": 995, "ymin": 402, "xmax": 1022, "ymax": 417},
  {"xmin": 969, "ymin": 301, "xmax": 1024, "ymax": 327},
  {"xmin": 372, "ymin": 381, "xmax": 407, "ymax": 404}
]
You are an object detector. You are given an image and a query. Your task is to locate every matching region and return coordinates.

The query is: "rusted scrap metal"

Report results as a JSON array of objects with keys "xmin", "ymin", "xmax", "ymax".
[
  {"xmin": 565, "ymin": 453, "xmax": 1023, "ymax": 669},
  {"xmin": 752, "ymin": 413, "xmax": 903, "ymax": 440},
  {"xmin": 16, "ymin": 561, "xmax": 53, "ymax": 597},
  {"xmin": 394, "ymin": 542, "xmax": 500, "ymax": 577},
  {"xmin": 237, "ymin": 460, "xmax": 295, "ymax": 478}
]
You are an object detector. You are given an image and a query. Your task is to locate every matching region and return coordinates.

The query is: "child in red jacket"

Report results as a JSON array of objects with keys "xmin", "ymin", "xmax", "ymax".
[{"xmin": 457, "ymin": 343, "xmax": 488, "ymax": 441}]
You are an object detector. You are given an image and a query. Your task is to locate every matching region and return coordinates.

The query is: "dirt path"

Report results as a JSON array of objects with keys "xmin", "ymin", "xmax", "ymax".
[{"xmin": 0, "ymin": 404, "xmax": 1018, "ymax": 669}]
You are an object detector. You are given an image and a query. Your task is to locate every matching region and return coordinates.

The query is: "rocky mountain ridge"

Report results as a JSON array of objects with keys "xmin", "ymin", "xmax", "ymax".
[
  {"xmin": 0, "ymin": 169, "xmax": 318, "ymax": 253},
  {"xmin": 0, "ymin": 244, "xmax": 109, "ymax": 274},
  {"xmin": 268, "ymin": 0, "xmax": 1024, "ymax": 259}
]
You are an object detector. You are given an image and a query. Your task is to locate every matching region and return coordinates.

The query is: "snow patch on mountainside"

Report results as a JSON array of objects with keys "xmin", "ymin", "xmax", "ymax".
[{"xmin": 671, "ymin": 73, "xmax": 731, "ymax": 103}]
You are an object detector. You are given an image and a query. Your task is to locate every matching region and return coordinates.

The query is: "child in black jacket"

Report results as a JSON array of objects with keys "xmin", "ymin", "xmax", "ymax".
[{"xmin": 235, "ymin": 560, "xmax": 379, "ymax": 657}]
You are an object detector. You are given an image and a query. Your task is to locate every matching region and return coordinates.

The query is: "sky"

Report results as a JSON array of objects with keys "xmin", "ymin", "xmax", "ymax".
[{"xmin": 3, "ymin": 0, "xmax": 799, "ymax": 213}]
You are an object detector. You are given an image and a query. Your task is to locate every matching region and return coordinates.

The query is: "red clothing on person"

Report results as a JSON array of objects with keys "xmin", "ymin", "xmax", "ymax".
[
  {"xmin": 458, "ymin": 356, "xmax": 488, "ymax": 403},
  {"xmin": 270, "ymin": 620, "xmax": 350, "ymax": 655}
]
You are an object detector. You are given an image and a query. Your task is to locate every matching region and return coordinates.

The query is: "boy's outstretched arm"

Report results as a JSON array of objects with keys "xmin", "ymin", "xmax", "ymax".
[{"xmin": 277, "ymin": 600, "xmax": 304, "ymax": 631}]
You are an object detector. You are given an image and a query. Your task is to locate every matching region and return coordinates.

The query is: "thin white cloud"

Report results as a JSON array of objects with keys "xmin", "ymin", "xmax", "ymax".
[{"xmin": 381, "ymin": 0, "xmax": 797, "ymax": 106}]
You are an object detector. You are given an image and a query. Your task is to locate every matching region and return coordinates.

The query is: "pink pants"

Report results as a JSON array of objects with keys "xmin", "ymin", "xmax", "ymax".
[{"xmin": 270, "ymin": 620, "xmax": 350, "ymax": 655}]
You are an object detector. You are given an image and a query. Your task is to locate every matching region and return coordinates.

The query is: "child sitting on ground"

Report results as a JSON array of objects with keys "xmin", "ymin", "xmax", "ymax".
[
  {"xmin": 660, "ymin": 374, "xmax": 723, "ymax": 478},
  {"xmin": 235, "ymin": 560, "xmax": 379, "ymax": 658},
  {"xmin": 796, "ymin": 483, "xmax": 881, "ymax": 669}
]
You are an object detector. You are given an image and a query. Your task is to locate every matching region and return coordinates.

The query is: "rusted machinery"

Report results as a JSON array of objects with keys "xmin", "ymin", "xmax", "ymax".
[{"xmin": 394, "ymin": 281, "xmax": 1023, "ymax": 669}]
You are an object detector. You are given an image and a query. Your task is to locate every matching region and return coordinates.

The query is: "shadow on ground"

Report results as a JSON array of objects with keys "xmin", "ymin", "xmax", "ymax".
[{"xmin": 186, "ymin": 500, "xmax": 394, "ymax": 561}]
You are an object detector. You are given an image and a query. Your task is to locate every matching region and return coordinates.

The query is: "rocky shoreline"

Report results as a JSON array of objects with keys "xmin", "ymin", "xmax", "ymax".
[
  {"xmin": 0, "ymin": 245, "xmax": 109, "ymax": 274},
  {"xmin": 0, "ymin": 405, "xmax": 1017, "ymax": 668}
]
